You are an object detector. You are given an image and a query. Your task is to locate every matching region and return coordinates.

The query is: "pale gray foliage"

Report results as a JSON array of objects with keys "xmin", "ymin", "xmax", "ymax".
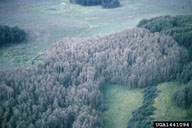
[{"xmin": 0, "ymin": 28, "xmax": 188, "ymax": 128}]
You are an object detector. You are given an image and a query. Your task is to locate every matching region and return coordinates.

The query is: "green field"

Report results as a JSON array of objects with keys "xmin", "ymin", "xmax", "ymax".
[
  {"xmin": 101, "ymin": 84, "xmax": 143, "ymax": 128},
  {"xmin": 153, "ymin": 82, "xmax": 192, "ymax": 121},
  {"xmin": 101, "ymin": 83, "xmax": 192, "ymax": 128}
]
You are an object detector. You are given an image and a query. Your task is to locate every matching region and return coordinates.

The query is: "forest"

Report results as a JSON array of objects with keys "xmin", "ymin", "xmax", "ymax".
[
  {"xmin": 138, "ymin": 15, "xmax": 192, "ymax": 120},
  {"xmin": 0, "ymin": 0, "xmax": 192, "ymax": 127},
  {"xmin": 70, "ymin": 0, "xmax": 120, "ymax": 8},
  {"xmin": 0, "ymin": 25, "xmax": 26, "ymax": 46},
  {"xmin": 0, "ymin": 27, "xmax": 189, "ymax": 128},
  {"xmin": 137, "ymin": 15, "xmax": 192, "ymax": 58}
]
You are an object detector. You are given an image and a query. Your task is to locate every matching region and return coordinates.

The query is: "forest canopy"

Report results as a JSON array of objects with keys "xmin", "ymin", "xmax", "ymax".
[
  {"xmin": 70, "ymin": 0, "xmax": 120, "ymax": 8},
  {"xmin": 137, "ymin": 15, "xmax": 192, "ymax": 57},
  {"xmin": 0, "ymin": 28, "xmax": 188, "ymax": 128},
  {"xmin": 0, "ymin": 25, "xmax": 26, "ymax": 46}
]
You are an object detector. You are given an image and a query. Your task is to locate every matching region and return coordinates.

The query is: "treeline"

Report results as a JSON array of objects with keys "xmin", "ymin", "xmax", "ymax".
[
  {"xmin": 173, "ymin": 82, "xmax": 192, "ymax": 108},
  {"xmin": 0, "ymin": 28, "xmax": 187, "ymax": 128},
  {"xmin": 43, "ymin": 28, "xmax": 186, "ymax": 88},
  {"xmin": 177, "ymin": 61, "xmax": 192, "ymax": 83},
  {"xmin": 137, "ymin": 15, "xmax": 192, "ymax": 58},
  {"xmin": 0, "ymin": 25, "xmax": 26, "ymax": 46},
  {"xmin": 128, "ymin": 87, "xmax": 159, "ymax": 128},
  {"xmin": 101, "ymin": 0, "xmax": 120, "ymax": 8},
  {"xmin": 70, "ymin": 0, "xmax": 120, "ymax": 8},
  {"xmin": 173, "ymin": 82, "xmax": 192, "ymax": 118},
  {"xmin": 173, "ymin": 61, "xmax": 192, "ymax": 115}
]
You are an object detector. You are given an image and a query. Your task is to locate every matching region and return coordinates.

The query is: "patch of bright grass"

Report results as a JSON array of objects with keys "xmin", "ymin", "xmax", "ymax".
[
  {"xmin": 101, "ymin": 84, "xmax": 143, "ymax": 128},
  {"xmin": 152, "ymin": 82, "xmax": 192, "ymax": 121}
]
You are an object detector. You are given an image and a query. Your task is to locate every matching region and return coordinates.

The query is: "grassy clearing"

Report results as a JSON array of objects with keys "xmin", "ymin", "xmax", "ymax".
[
  {"xmin": 102, "ymin": 82, "xmax": 192, "ymax": 128},
  {"xmin": 152, "ymin": 82, "xmax": 192, "ymax": 121},
  {"xmin": 101, "ymin": 84, "xmax": 143, "ymax": 128}
]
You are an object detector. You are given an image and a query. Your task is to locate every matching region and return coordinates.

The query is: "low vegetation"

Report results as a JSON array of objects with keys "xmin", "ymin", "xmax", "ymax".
[
  {"xmin": 153, "ymin": 83, "xmax": 192, "ymax": 121},
  {"xmin": 0, "ymin": 28, "xmax": 188, "ymax": 128},
  {"xmin": 101, "ymin": 84, "xmax": 143, "ymax": 128},
  {"xmin": 0, "ymin": 25, "xmax": 26, "ymax": 46},
  {"xmin": 70, "ymin": 0, "xmax": 120, "ymax": 8}
]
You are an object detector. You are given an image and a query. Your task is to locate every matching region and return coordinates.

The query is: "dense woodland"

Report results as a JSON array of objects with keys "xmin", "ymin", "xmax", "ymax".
[
  {"xmin": 0, "ymin": 28, "xmax": 188, "ymax": 128},
  {"xmin": 0, "ymin": 25, "xmax": 26, "ymax": 46},
  {"xmin": 138, "ymin": 15, "xmax": 192, "ymax": 114},
  {"xmin": 137, "ymin": 15, "xmax": 192, "ymax": 58},
  {"xmin": 70, "ymin": 0, "xmax": 120, "ymax": 8}
]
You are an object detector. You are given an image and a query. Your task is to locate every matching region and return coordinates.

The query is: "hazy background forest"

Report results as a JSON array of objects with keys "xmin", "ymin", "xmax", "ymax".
[{"xmin": 0, "ymin": 0, "xmax": 192, "ymax": 128}]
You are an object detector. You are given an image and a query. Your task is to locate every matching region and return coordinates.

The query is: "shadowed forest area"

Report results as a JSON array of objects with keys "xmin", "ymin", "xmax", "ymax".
[
  {"xmin": 0, "ymin": 0, "xmax": 192, "ymax": 128},
  {"xmin": 0, "ymin": 25, "xmax": 26, "ymax": 46},
  {"xmin": 138, "ymin": 15, "xmax": 192, "ymax": 59}
]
